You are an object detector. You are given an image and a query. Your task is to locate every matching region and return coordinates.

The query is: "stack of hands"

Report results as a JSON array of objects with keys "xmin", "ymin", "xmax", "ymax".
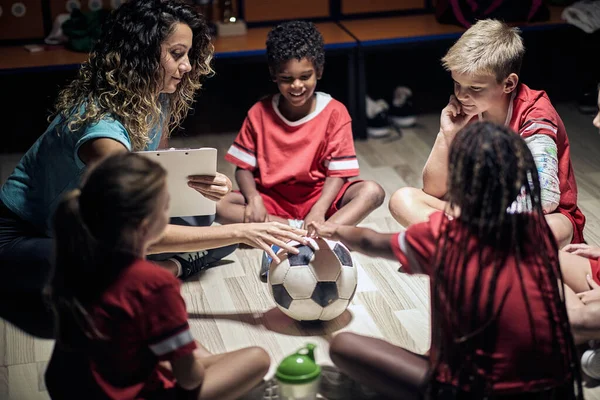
[{"xmin": 185, "ymin": 172, "xmax": 341, "ymax": 263}]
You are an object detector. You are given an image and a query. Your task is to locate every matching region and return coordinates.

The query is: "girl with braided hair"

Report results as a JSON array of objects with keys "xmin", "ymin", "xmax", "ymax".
[{"xmin": 311, "ymin": 121, "xmax": 582, "ymax": 399}]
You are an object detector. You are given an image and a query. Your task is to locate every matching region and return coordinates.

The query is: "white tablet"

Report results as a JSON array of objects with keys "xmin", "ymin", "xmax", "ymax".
[{"xmin": 136, "ymin": 147, "xmax": 217, "ymax": 217}]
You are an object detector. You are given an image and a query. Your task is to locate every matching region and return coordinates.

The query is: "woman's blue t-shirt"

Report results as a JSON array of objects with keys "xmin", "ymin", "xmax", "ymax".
[{"xmin": 0, "ymin": 112, "xmax": 162, "ymax": 236}]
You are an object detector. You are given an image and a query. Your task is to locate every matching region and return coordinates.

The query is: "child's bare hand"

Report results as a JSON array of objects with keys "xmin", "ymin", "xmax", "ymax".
[
  {"xmin": 304, "ymin": 210, "xmax": 326, "ymax": 237},
  {"xmin": 563, "ymin": 243, "xmax": 600, "ymax": 259},
  {"xmin": 307, "ymin": 221, "xmax": 340, "ymax": 240},
  {"xmin": 244, "ymin": 196, "xmax": 268, "ymax": 223},
  {"xmin": 188, "ymin": 172, "xmax": 232, "ymax": 202},
  {"xmin": 440, "ymin": 95, "xmax": 471, "ymax": 139},
  {"xmin": 577, "ymin": 274, "xmax": 600, "ymax": 305}
]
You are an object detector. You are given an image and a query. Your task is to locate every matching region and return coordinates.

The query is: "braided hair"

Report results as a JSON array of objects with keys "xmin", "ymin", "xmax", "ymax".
[{"xmin": 429, "ymin": 122, "xmax": 582, "ymax": 399}]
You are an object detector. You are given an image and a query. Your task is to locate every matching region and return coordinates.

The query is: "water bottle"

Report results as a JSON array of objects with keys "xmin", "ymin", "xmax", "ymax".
[{"xmin": 276, "ymin": 343, "xmax": 321, "ymax": 400}]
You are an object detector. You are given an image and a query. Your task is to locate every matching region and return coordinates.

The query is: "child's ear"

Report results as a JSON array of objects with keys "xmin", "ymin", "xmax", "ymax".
[
  {"xmin": 138, "ymin": 217, "xmax": 151, "ymax": 241},
  {"xmin": 503, "ymin": 73, "xmax": 519, "ymax": 94},
  {"xmin": 316, "ymin": 68, "xmax": 324, "ymax": 80}
]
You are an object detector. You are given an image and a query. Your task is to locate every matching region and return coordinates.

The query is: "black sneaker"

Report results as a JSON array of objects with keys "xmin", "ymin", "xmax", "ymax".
[
  {"xmin": 366, "ymin": 96, "xmax": 392, "ymax": 138},
  {"xmin": 389, "ymin": 86, "xmax": 417, "ymax": 128},
  {"xmin": 174, "ymin": 244, "xmax": 238, "ymax": 280}
]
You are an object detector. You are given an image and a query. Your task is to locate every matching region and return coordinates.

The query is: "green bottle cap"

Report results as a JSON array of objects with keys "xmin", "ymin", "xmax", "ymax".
[{"xmin": 276, "ymin": 343, "xmax": 321, "ymax": 384}]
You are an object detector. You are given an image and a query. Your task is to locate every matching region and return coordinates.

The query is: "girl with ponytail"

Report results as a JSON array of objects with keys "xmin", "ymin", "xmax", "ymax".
[{"xmin": 45, "ymin": 153, "xmax": 271, "ymax": 400}]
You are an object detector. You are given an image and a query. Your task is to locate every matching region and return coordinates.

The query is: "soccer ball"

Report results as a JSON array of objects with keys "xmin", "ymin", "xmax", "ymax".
[{"xmin": 268, "ymin": 238, "xmax": 357, "ymax": 321}]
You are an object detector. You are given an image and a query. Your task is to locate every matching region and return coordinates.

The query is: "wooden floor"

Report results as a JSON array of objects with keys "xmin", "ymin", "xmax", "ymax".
[{"xmin": 1, "ymin": 104, "xmax": 600, "ymax": 399}]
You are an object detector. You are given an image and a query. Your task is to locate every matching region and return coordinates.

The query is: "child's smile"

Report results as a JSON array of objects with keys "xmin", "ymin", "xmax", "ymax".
[{"xmin": 274, "ymin": 57, "xmax": 321, "ymax": 119}]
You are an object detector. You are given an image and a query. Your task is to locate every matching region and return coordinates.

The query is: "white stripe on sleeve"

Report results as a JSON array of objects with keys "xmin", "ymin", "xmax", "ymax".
[
  {"xmin": 522, "ymin": 122, "xmax": 558, "ymax": 135},
  {"xmin": 227, "ymin": 146, "xmax": 257, "ymax": 167},
  {"xmin": 149, "ymin": 329, "xmax": 194, "ymax": 356},
  {"xmin": 398, "ymin": 231, "xmax": 424, "ymax": 275},
  {"xmin": 327, "ymin": 159, "xmax": 359, "ymax": 171}
]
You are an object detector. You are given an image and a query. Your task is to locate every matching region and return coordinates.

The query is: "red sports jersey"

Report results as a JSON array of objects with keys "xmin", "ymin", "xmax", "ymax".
[
  {"xmin": 225, "ymin": 92, "xmax": 360, "ymax": 220},
  {"xmin": 226, "ymin": 92, "xmax": 359, "ymax": 186},
  {"xmin": 391, "ymin": 212, "xmax": 570, "ymax": 393},
  {"xmin": 45, "ymin": 259, "xmax": 196, "ymax": 400},
  {"xmin": 508, "ymin": 84, "xmax": 585, "ymax": 243}
]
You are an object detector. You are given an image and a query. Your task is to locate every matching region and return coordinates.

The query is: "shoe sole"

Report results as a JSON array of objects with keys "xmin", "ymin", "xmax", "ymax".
[
  {"xmin": 581, "ymin": 349, "xmax": 600, "ymax": 380},
  {"xmin": 390, "ymin": 115, "xmax": 417, "ymax": 127},
  {"xmin": 367, "ymin": 126, "xmax": 391, "ymax": 138}
]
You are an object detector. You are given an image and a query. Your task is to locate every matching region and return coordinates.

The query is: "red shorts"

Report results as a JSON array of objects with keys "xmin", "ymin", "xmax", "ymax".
[
  {"xmin": 256, "ymin": 180, "xmax": 361, "ymax": 220},
  {"xmin": 589, "ymin": 258, "xmax": 600, "ymax": 286}
]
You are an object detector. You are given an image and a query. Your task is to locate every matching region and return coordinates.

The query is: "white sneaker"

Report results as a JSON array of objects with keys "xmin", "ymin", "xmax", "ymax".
[
  {"xmin": 581, "ymin": 347, "xmax": 600, "ymax": 380},
  {"xmin": 366, "ymin": 96, "xmax": 392, "ymax": 138},
  {"xmin": 390, "ymin": 86, "xmax": 417, "ymax": 128}
]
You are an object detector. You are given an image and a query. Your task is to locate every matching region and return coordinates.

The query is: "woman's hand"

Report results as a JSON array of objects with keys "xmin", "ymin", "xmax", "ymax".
[
  {"xmin": 239, "ymin": 222, "xmax": 308, "ymax": 263},
  {"xmin": 188, "ymin": 172, "xmax": 232, "ymax": 202}
]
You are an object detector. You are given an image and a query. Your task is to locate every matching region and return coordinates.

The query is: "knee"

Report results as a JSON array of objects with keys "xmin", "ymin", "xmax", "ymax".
[
  {"xmin": 546, "ymin": 214, "xmax": 574, "ymax": 248},
  {"xmin": 360, "ymin": 181, "xmax": 385, "ymax": 209},
  {"xmin": 329, "ymin": 332, "xmax": 361, "ymax": 361},
  {"xmin": 247, "ymin": 347, "xmax": 271, "ymax": 376},
  {"xmin": 389, "ymin": 187, "xmax": 420, "ymax": 215}
]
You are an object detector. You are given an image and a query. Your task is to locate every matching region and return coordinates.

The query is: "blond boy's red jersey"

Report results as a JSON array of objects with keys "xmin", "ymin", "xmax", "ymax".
[
  {"xmin": 507, "ymin": 84, "xmax": 585, "ymax": 243},
  {"xmin": 225, "ymin": 92, "xmax": 360, "ymax": 189}
]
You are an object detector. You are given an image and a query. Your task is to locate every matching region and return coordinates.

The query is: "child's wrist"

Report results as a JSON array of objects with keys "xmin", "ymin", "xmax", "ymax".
[{"xmin": 247, "ymin": 193, "xmax": 262, "ymax": 202}]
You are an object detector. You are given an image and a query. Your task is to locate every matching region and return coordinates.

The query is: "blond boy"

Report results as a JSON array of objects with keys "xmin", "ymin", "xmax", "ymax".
[{"xmin": 389, "ymin": 19, "xmax": 584, "ymax": 247}]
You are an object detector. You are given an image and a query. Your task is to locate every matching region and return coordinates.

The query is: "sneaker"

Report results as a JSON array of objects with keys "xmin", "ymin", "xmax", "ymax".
[
  {"xmin": 582, "ymin": 347, "xmax": 600, "ymax": 380},
  {"xmin": 260, "ymin": 245, "xmax": 280, "ymax": 282},
  {"xmin": 366, "ymin": 96, "xmax": 392, "ymax": 138},
  {"xmin": 173, "ymin": 244, "xmax": 238, "ymax": 280},
  {"xmin": 319, "ymin": 365, "xmax": 354, "ymax": 400},
  {"xmin": 389, "ymin": 86, "xmax": 417, "ymax": 128}
]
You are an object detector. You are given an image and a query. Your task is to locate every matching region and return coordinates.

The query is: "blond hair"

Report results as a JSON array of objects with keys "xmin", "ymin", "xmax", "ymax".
[{"xmin": 441, "ymin": 19, "xmax": 524, "ymax": 82}]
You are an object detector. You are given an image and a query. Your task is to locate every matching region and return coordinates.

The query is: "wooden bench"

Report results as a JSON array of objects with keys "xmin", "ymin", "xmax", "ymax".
[
  {"xmin": 0, "ymin": 21, "xmax": 361, "ymax": 137},
  {"xmin": 0, "ymin": 22, "xmax": 356, "ymax": 71},
  {"xmin": 0, "ymin": 8, "xmax": 571, "ymax": 140},
  {"xmin": 338, "ymin": 6, "xmax": 569, "ymax": 139}
]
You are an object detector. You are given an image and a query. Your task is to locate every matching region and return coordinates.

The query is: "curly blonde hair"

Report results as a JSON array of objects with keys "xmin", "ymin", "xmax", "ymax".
[{"xmin": 53, "ymin": 0, "xmax": 214, "ymax": 151}]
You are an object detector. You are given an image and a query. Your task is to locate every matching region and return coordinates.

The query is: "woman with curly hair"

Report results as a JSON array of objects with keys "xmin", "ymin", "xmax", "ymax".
[{"xmin": 0, "ymin": 0, "xmax": 306, "ymax": 338}]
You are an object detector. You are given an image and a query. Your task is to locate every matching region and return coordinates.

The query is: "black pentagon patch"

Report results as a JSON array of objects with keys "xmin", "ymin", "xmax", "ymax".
[
  {"xmin": 288, "ymin": 245, "xmax": 314, "ymax": 266},
  {"xmin": 333, "ymin": 243, "xmax": 353, "ymax": 267},
  {"xmin": 272, "ymin": 284, "xmax": 293, "ymax": 309},
  {"xmin": 311, "ymin": 282, "xmax": 339, "ymax": 307}
]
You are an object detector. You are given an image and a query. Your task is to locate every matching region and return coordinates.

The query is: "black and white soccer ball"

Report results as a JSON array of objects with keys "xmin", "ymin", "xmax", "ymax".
[{"xmin": 268, "ymin": 238, "xmax": 357, "ymax": 321}]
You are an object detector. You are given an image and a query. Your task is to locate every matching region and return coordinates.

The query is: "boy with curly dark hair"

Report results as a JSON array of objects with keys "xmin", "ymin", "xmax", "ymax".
[{"xmin": 217, "ymin": 21, "xmax": 384, "ymax": 268}]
